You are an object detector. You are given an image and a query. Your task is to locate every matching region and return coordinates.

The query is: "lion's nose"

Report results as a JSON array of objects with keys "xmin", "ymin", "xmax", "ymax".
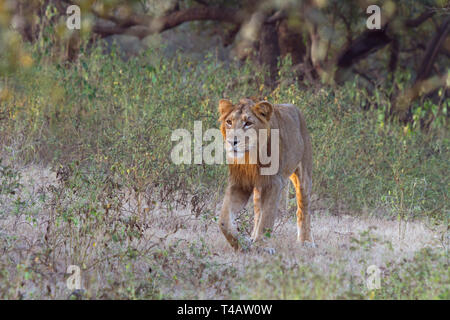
[{"xmin": 227, "ymin": 137, "xmax": 239, "ymax": 148}]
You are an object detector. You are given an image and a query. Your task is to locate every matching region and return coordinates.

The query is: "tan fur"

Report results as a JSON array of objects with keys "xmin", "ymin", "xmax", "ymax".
[{"xmin": 218, "ymin": 98, "xmax": 313, "ymax": 250}]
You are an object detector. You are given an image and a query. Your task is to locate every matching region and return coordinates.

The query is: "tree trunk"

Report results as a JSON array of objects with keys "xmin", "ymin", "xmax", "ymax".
[
  {"xmin": 258, "ymin": 22, "xmax": 281, "ymax": 86},
  {"xmin": 277, "ymin": 19, "xmax": 305, "ymax": 65}
]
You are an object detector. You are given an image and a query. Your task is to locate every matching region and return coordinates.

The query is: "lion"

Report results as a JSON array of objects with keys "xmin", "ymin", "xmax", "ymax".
[{"xmin": 218, "ymin": 98, "xmax": 313, "ymax": 251}]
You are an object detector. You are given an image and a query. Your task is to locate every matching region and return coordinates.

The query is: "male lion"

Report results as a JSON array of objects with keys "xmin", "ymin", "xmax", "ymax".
[{"xmin": 218, "ymin": 98, "xmax": 313, "ymax": 251}]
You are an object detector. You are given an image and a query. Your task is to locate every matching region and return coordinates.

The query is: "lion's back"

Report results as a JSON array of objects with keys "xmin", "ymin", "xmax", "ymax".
[{"xmin": 274, "ymin": 103, "xmax": 312, "ymax": 177}]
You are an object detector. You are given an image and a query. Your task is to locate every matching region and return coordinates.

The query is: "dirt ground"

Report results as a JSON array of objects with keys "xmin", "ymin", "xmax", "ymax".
[{"xmin": 0, "ymin": 165, "xmax": 447, "ymax": 299}]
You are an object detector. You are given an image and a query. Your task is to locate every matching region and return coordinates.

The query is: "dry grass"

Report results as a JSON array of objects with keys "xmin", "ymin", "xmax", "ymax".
[{"xmin": 1, "ymin": 165, "xmax": 447, "ymax": 299}]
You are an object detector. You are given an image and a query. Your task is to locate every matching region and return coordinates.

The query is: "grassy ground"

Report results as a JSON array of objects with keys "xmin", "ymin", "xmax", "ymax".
[{"xmin": 0, "ymin": 44, "xmax": 448, "ymax": 299}]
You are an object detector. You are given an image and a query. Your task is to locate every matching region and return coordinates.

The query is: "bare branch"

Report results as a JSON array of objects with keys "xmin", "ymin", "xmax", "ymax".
[
  {"xmin": 393, "ymin": 17, "xmax": 450, "ymax": 120},
  {"xmin": 266, "ymin": 10, "xmax": 286, "ymax": 24},
  {"xmin": 193, "ymin": 0, "xmax": 209, "ymax": 6},
  {"xmin": 405, "ymin": 10, "xmax": 436, "ymax": 28},
  {"xmin": 91, "ymin": 6, "xmax": 244, "ymax": 39},
  {"xmin": 415, "ymin": 17, "xmax": 450, "ymax": 82},
  {"xmin": 337, "ymin": 29, "xmax": 392, "ymax": 69}
]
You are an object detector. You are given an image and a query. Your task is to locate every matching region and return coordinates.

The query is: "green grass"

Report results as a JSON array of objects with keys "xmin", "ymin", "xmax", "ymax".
[
  {"xmin": 1, "ymin": 43, "xmax": 447, "ymax": 221},
  {"xmin": 233, "ymin": 246, "xmax": 449, "ymax": 300}
]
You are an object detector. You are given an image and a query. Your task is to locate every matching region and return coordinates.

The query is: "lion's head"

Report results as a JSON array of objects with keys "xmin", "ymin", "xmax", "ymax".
[{"xmin": 218, "ymin": 98, "xmax": 273, "ymax": 162}]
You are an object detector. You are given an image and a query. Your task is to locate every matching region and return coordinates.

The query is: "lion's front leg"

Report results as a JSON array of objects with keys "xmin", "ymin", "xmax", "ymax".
[
  {"xmin": 218, "ymin": 184, "xmax": 251, "ymax": 250},
  {"xmin": 251, "ymin": 187, "xmax": 261, "ymax": 241},
  {"xmin": 252, "ymin": 177, "xmax": 283, "ymax": 242}
]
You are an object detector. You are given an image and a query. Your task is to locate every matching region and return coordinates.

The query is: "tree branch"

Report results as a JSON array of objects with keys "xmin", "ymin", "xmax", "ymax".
[
  {"xmin": 393, "ymin": 17, "xmax": 450, "ymax": 121},
  {"xmin": 91, "ymin": 6, "xmax": 244, "ymax": 39},
  {"xmin": 405, "ymin": 10, "xmax": 435, "ymax": 28},
  {"xmin": 415, "ymin": 17, "xmax": 450, "ymax": 82},
  {"xmin": 336, "ymin": 28, "xmax": 392, "ymax": 68},
  {"xmin": 266, "ymin": 10, "xmax": 286, "ymax": 24},
  {"xmin": 335, "ymin": 8, "xmax": 440, "ymax": 71}
]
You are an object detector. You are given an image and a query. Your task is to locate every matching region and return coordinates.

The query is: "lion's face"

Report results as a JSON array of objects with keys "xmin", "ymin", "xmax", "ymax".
[{"xmin": 218, "ymin": 98, "xmax": 273, "ymax": 161}]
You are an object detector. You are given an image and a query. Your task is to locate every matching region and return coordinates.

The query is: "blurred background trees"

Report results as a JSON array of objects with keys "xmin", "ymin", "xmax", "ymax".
[{"xmin": 1, "ymin": 0, "xmax": 449, "ymax": 126}]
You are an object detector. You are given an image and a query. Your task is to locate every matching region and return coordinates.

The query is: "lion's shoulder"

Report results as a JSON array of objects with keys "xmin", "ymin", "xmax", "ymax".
[{"xmin": 271, "ymin": 103, "xmax": 303, "ymax": 129}]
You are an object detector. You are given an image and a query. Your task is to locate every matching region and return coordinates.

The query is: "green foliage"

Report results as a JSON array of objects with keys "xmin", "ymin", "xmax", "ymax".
[
  {"xmin": 235, "ymin": 245, "xmax": 448, "ymax": 300},
  {"xmin": 0, "ymin": 159, "xmax": 22, "ymax": 197},
  {"xmin": 377, "ymin": 248, "xmax": 450, "ymax": 299},
  {"xmin": 1, "ymin": 41, "xmax": 448, "ymax": 220}
]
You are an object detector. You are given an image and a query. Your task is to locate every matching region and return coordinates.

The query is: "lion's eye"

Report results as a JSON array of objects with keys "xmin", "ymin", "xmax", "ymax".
[
  {"xmin": 244, "ymin": 122, "xmax": 253, "ymax": 128},
  {"xmin": 226, "ymin": 120, "xmax": 232, "ymax": 126}
]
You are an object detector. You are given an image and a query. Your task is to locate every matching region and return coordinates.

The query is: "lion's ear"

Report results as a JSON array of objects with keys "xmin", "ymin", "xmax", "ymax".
[
  {"xmin": 252, "ymin": 101, "xmax": 273, "ymax": 121},
  {"xmin": 218, "ymin": 99, "xmax": 234, "ymax": 119}
]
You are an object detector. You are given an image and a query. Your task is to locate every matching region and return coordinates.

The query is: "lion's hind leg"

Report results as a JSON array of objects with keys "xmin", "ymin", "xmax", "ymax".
[{"xmin": 289, "ymin": 168, "xmax": 312, "ymax": 244}]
